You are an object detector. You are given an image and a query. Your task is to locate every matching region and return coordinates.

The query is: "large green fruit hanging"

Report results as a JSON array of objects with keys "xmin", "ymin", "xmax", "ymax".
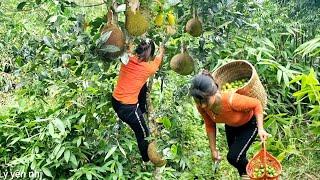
[
  {"xmin": 99, "ymin": 9, "xmax": 126, "ymax": 60},
  {"xmin": 125, "ymin": 9, "xmax": 149, "ymax": 36},
  {"xmin": 186, "ymin": 9, "xmax": 202, "ymax": 37},
  {"xmin": 170, "ymin": 46, "xmax": 195, "ymax": 75}
]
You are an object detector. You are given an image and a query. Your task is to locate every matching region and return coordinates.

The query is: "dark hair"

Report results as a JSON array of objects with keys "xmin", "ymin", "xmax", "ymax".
[
  {"xmin": 189, "ymin": 71, "xmax": 218, "ymax": 103},
  {"xmin": 135, "ymin": 39, "xmax": 155, "ymax": 61}
]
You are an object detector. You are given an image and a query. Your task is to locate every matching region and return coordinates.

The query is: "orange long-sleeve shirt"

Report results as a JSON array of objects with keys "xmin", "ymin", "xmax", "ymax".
[
  {"xmin": 113, "ymin": 55, "xmax": 162, "ymax": 104},
  {"xmin": 196, "ymin": 92, "xmax": 263, "ymax": 133}
]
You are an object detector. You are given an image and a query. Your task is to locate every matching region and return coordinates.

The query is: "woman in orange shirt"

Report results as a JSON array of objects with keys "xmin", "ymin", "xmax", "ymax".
[
  {"xmin": 112, "ymin": 39, "xmax": 165, "ymax": 166},
  {"xmin": 189, "ymin": 71, "xmax": 270, "ymax": 179}
]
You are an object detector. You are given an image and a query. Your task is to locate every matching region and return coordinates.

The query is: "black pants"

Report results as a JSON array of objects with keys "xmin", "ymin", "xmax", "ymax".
[
  {"xmin": 225, "ymin": 117, "xmax": 258, "ymax": 176},
  {"xmin": 111, "ymin": 83, "xmax": 149, "ymax": 161}
]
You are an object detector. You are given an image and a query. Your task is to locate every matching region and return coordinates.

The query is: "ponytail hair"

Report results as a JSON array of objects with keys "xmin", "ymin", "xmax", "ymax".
[
  {"xmin": 189, "ymin": 71, "xmax": 218, "ymax": 101},
  {"xmin": 135, "ymin": 38, "xmax": 155, "ymax": 61}
]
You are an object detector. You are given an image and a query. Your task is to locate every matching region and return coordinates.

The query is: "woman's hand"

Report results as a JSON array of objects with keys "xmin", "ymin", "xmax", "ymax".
[
  {"xmin": 211, "ymin": 149, "xmax": 221, "ymax": 162},
  {"xmin": 258, "ymin": 128, "xmax": 271, "ymax": 141}
]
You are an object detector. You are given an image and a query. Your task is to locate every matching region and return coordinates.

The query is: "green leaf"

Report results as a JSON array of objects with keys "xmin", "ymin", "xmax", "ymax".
[
  {"xmin": 48, "ymin": 123, "xmax": 55, "ymax": 137},
  {"xmin": 75, "ymin": 65, "xmax": 83, "ymax": 76},
  {"xmin": 289, "ymin": 75, "xmax": 302, "ymax": 84},
  {"xmin": 118, "ymin": 144, "xmax": 126, "ymax": 157},
  {"xmin": 48, "ymin": 15, "xmax": 58, "ymax": 23},
  {"xmin": 79, "ymin": 114, "xmax": 86, "ymax": 123},
  {"xmin": 43, "ymin": 36, "xmax": 53, "ymax": 47},
  {"xmin": 263, "ymin": 38, "xmax": 276, "ymax": 49},
  {"xmin": 52, "ymin": 144, "xmax": 62, "ymax": 157},
  {"xmin": 96, "ymin": 102, "xmax": 107, "ymax": 109},
  {"xmin": 77, "ymin": 137, "xmax": 82, "ymax": 147},
  {"xmin": 264, "ymin": 118, "xmax": 276, "ymax": 128},
  {"xmin": 65, "ymin": 119, "xmax": 71, "ymax": 130},
  {"xmin": 285, "ymin": 26, "xmax": 295, "ymax": 35},
  {"xmin": 310, "ymin": 48, "xmax": 320, "ymax": 57},
  {"xmin": 276, "ymin": 118, "xmax": 290, "ymax": 125},
  {"xmin": 167, "ymin": 0, "xmax": 181, "ymax": 6},
  {"xmin": 56, "ymin": 147, "xmax": 65, "ymax": 160},
  {"xmin": 310, "ymin": 121, "xmax": 320, "ymax": 135},
  {"xmin": 293, "ymin": 89, "xmax": 310, "ymax": 98},
  {"xmin": 64, "ymin": 150, "xmax": 71, "ymax": 163},
  {"xmin": 86, "ymin": 173, "xmax": 92, "ymax": 180},
  {"xmin": 99, "ymin": 45, "xmax": 120, "ymax": 53},
  {"xmin": 62, "ymin": 54, "xmax": 71, "ymax": 61},
  {"xmin": 161, "ymin": 117, "xmax": 172, "ymax": 129},
  {"xmin": 171, "ymin": 144, "xmax": 178, "ymax": 156},
  {"xmin": 66, "ymin": 113, "xmax": 82, "ymax": 120},
  {"xmin": 295, "ymin": 37, "xmax": 320, "ymax": 57},
  {"xmin": 120, "ymin": 52, "xmax": 129, "ymax": 65},
  {"xmin": 100, "ymin": 31, "xmax": 112, "ymax": 42},
  {"xmin": 8, "ymin": 137, "xmax": 20, "ymax": 146},
  {"xmin": 283, "ymin": 73, "xmax": 289, "ymax": 86},
  {"xmin": 67, "ymin": 82, "xmax": 78, "ymax": 89},
  {"xmin": 31, "ymin": 160, "xmax": 37, "ymax": 170},
  {"xmin": 96, "ymin": 31, "xmax": 112, "ymax": 47},
  {"xmin": 17, "ymin": 2, "xmax": 27, "ymax": 10},
  {"xmin": 217, "ymin": 21, "xmax": 233, "ymax": 30},
  {"xmin": 307, "ymin": 68, "xmax": 319, "ymax": 85},
  {"xmin": 53, "ymin": 118, "xmax": 65, "ymax": 133},
  {"xmin": 60, "ymin": 3, "xmax": 65, "ymax": 12},
  {"xmin": 84, "ymin": 142, "xmax": 89, "ymax": 148},
  {"xmin": 70, "ymin": 153, "xmax": 78, "ymax": 167},
  {"xmin": 91, "ymin": 171, "xmax": 104, "ymax": 179},
  {"xmin": 104, "ymin": 146, "xmax": 117, "ymax": 161},
  {"xmin": 277, "ymin": 69, "xmax": 282, "ymax": 84},
  {"xmin": 42, "ymin": 167, "xmax": 53, "ymax": 177}
]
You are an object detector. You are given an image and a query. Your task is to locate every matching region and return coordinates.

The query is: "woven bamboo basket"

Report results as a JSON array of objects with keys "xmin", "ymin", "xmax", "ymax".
[{"xmin": 212, "ymin": 60, "xmax": 267, "ymax": 108}]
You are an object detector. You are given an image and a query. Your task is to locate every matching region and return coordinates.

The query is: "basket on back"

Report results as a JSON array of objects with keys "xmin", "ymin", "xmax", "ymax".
[
  {"xmin": 246, "ymin": 142, "xmax": 282, "ymax": 180},
  {"xmin": 212, "ymin": 60, "xmax": 267, "ymax": 108}
]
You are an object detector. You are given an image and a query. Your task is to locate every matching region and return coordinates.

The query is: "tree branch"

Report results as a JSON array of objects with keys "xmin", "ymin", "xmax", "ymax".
[
  {"xmin": 71, "ymin": 1, "xmax": 108, "ymax": 8},
  {"xmin": 147, "ymin": 76, "xmax": 159, "ymax": 136}
]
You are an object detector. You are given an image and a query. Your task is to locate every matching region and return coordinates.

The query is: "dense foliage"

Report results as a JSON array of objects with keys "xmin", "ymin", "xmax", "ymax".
[{"xmin": 0, "ymin": 0, "xmax": 319, "ymax": 179}]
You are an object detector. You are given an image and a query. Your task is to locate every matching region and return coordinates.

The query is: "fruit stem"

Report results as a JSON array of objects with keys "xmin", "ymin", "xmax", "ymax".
[
  {"xmin": 111, "ymin": 0, "xmax": 119, "ymax": 23},
  {"xmin": 193, "ymin": 8, "xmax": 198, "ymax": 18},
  {"xmin": 107, "ymin": 8, "xmax": 113, "ymax": 25},
  {"xmin": 181, "ymin": 43, "xmax": 187, "ymax": 53}
]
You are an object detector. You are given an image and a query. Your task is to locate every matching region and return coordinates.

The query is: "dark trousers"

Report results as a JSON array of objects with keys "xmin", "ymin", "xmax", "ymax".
[
  {"xmin": 111, "ymin": 83, "xmax": 150, "ymax": 161},
  {"xmin": 225, "ymin": 117, "xmax": 258, "ymax": 176}
]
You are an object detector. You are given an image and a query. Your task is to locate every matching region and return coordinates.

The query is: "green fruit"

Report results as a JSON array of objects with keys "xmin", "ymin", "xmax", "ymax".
[
  {"xmin": 99, "ymin": 23, "xmax": 125, "ymax": 59},
  {"xmin": 147, "ymin": 141, "xmax": 166, "ymax": 167},
  {"xmin": 155, "ymin": 13, "xmax": 164, "ymax": 26},
  {"xmin": 185, "ymin": 17, "xmax": 202, "ymax": 37},
  {"xmin": 170, "ymin": 51, "xmax": 194, "ymax": 75},
  {"xmin": 167, "ymin": 12, "xmax": 176, "ymax": 25},
  {"xmin": 125, "ymin": 10, "xmax": 149, "ymax": 36},
  {"xmin": 222, "ymin": 78, "xmax": 251, "ymax": 92}
]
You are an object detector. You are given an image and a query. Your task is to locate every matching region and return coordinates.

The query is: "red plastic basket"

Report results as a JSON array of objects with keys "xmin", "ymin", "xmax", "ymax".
[{"xmin": 246, "ymin": 141, "xmax": 282, "ymax": 180}]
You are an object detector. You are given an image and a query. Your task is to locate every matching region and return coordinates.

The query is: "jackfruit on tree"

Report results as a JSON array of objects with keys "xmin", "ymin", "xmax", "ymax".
[
  {"xmin": 99, "ymin": 9, "xmax": 126, "ymax": 60},
  {"xmin": 147, "ymin": 141, "xmax": 166, "ymax": 167},
  {"xmin": 125, "ymin": 9, "xmax": 149, "ymax": 36},
  {"xmin": 170, "ymin": 46, "xmax": 195, "ymax": 75},
  {"xmin": 186, "ymin": 10, "xmax": 202, "ymax": 37}
]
